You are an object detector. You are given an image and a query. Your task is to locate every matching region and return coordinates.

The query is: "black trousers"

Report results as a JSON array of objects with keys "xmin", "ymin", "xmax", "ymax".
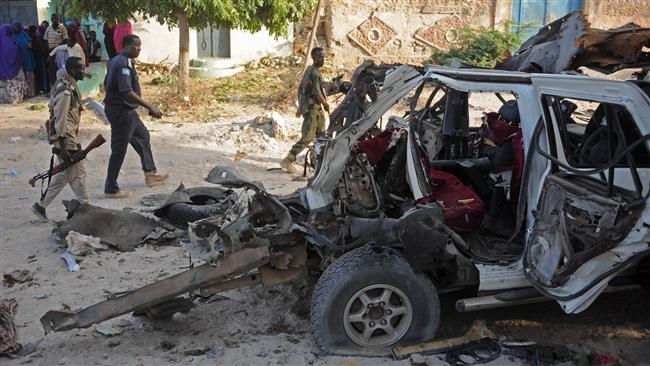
[{"xmin": 104, "ymin": 105, "xmax": 157, "ymax": 193}]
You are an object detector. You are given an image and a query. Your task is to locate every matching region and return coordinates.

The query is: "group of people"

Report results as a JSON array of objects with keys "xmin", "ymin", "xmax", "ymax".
[
  {"xmin": 31, "ymin": 33, "xmax": 169, "ymax": 222},
  {"xmin": 0, "ymin": 13, "xmax": 132, "ymax": 105},
  {"xmin": 23, "ymin": 26, "xmax": 326, "ymax": 222}
]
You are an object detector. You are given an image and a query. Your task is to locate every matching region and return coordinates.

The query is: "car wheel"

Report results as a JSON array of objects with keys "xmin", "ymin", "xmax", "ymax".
[{"xmin": 310, "ymin": 245, "xmax": 440, "ymax": 356}]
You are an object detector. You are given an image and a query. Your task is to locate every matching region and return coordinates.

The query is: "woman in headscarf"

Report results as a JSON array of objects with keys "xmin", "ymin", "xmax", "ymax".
[
  {"xmin": 11, "ymin": 21, "xmax": 35, "ymax": 98},
  {"xmin": 0, "ymin": 23, "xmax": 26, "ymax": 104}
]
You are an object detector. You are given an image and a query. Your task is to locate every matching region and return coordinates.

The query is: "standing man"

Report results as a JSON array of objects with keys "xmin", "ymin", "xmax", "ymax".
[
  {"xmin": 44, "ymin": 14, "xmax": 67, "ymax": 50},
  {"xmin": 87, "ymin": 30, "xmax": 102, "ymax": 62},
  {"xmin": 280, "ymin": 47, "xmax": 329, "ymax": 174},
  {"xmin": 102, "ymin": 22, "xmax": 116, "ymax": 59},
  {"xmin": 31, "ymin": 57, "xmax": 88, "ymax": 222},
  {"xmin": 44, "ymin": 14, "xmax": 67, "ymax": 87},
  {"xmin": 103, "ymin": 34, "xmax": 168, "ymax": 198}
]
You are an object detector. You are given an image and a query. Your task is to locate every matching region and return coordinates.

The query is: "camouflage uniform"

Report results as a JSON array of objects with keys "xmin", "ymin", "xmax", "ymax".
[{"xmin": 287, "ymin": 65, "xmax": 326, "ymax": 161}]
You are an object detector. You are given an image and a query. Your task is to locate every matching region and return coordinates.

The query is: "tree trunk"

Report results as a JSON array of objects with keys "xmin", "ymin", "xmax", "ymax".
[
  {"xmin": 177, "ymin": 10, "xmax": 190, "ymax": 99},
  {"xmin": 302, "ymin": 0, "xmax": 323, "ymax": 73}
]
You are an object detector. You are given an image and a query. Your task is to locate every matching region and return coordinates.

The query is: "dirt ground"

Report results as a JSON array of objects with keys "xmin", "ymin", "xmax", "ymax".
[{"xmin": 1, "ymin": 87, "xmax": 649, "ymax": 366}]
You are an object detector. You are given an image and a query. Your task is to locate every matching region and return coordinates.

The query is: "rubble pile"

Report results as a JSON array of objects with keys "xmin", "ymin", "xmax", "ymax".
[
  {"xmin": 247, "ymin": 55, "xmax": 303, "ymax": 69},
  {"xmin": 212, "ymin": 112, "xmax": 300, "ymax": 154}
]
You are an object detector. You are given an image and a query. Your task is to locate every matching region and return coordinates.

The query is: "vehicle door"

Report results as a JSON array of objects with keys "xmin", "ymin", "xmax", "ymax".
[{"xmin": 525, "ymin": 76, "xmax": 650, "ymax": 313}]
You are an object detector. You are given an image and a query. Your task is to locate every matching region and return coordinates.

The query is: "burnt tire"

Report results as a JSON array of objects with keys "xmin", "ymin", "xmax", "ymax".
[
  {"xmin": 165, "ymin": 187, "xmax": 232, "ymax": 227},
  {"xmin": 310, "ymin": 245, "xmax": 440, "ymax": 356}
]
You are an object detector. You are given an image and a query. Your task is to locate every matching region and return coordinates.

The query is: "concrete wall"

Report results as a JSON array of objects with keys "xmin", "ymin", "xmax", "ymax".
[
  {"xmin": 229, "ymin": 26, "xmax": 293, "ymax": 65},
  {"xmin": 133, "ymin": 19, "xmax": 290, "ymax": 65},
  {"xmin": 131, "ymin": 16, "xmax": 199, "ymax": 64},
  {"xmin": 324, "ymin": 0, "xmax": 650, "ymax": 67},
  {"xmin": 583, "ymin": 0, "xmax": 650, "ymax": 28},
  {"xmin": 325, "ymin": 0, "xmax": 496, "ymax": 66}
]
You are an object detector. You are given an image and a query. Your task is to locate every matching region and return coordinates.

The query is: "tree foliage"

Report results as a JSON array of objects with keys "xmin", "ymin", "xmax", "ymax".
[
  {"xmin": 63, "ymin": 0, "xmax": 316, "ymax": 38},
  {"xmin": 430, "ymin": 24, "xmax": 524, "ymax": 68}
]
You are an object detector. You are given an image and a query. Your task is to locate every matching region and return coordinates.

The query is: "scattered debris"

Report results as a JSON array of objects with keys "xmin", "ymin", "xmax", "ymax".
[
  {"xmin": 138, "ymin": 58, "xmax": 173, "ymax": 75},
  {"xmin": 409, "ymin": 353, "xmax": 427, "ymax": 366},
  {"xmin": 60, "ymin": 253, "xmax": 80, "ymax": 272},
  {"xmin": 392, "ymin": 320, "xmax": 495, "ymax": 359},
  {"xmin": 501, "ymin": 342, "xmax": 574, "ymax": 365},
  {"xmin": 29, "ymin": 104, "xmax": 46, "ymax": 111},
  {"xmin": 9, "ymin": 136, "xmax": 22, "ymax": 143},
  {"xmin": 445, "ymin": 338, "xmax": 501, "ymax": 366},
  {"xmin": 183, "ymin": 346, "xmax": 212, "ymax": 356},
  {"xmin": 6, "ymin": 170, "xmax": 19, "ymax": 177},
  {"xmin": 133, "ymin": 297, "xmax": 195, "ymax": 319},
  {"xmin": 196, "ymin": 293, "xmax": 230, "ymax": 305},
  {"xmin": 95, "ymin": 324, "xmax": 122, "ymax": 337},
  {"xmin": 234, "ymin": 150, "xmax": 246, "ymax": 162},
  {"xmin": 107, "ymin": 340, "xmax": 121, "ymax": 348},
  {"xmin": 3, "ymin": 270, "xmax": 33, "ymax": 287},
  {"xmin": 33, "ymin": 294, "xmax": 48, "ymax": 300},
  {"xmin": 160, "ymin": 340, "xmax": 177, "ymax": 351},
  {"xmin": 55, "ymin": 200, "xmax": 171, "ymax": 252},
  {"xmin": 84, "ymin": 98, "xmax": 109, "ymax": 124},
  {"xmin": 116, "ymin": 319, "xmax": 133, "ymax": 328},
  {"xmin": 65, "ymin": 231, "xmax": 108, "ymax": 256},
  {"xmin": 497, "ymin": 11, "xmax": 650, "ymax": 74},
  {"xmin": 252, "ymin": 111, "xmax": 287, "ymax": 140},
  {"xmin": 0, "ymin": 299, "xmax": 21, "ymax": 355}
]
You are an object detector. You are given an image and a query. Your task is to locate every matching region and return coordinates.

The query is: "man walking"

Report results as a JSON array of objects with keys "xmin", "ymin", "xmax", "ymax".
[
  {"xmin": 31, "ymin": 57, "xmax": 88, "ymax": 222},
  {"xmin": 280, "ymin": 47, "xmax": 329, "ymax": 174},
  {"xmin": 103, "ymin": 34, "xmax": 168, "ymax": 198}
]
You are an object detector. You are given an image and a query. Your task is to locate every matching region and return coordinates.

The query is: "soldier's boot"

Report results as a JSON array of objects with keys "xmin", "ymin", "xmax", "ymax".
[
  {"xmin": 103, "ymin": 190, "xmax": 130, "ymax": 199},
  {"xmin": 279, "ymin": 154, "xmax": 300, "ymax": 174},
  {"xmin": 145, "ymin": 171, "xmax": 169, "ymax": 187}
]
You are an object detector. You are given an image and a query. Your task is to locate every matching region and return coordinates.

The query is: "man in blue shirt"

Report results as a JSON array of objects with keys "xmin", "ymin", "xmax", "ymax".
[{"xmin": 103, "ymin": 34, "xmax": 168, "ymax": 198}]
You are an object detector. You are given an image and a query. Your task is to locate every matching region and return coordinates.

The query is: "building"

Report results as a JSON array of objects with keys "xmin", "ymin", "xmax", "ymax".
[{"xmin": 322, "ymin": 0, "xmax": 650, "ymax": 67}]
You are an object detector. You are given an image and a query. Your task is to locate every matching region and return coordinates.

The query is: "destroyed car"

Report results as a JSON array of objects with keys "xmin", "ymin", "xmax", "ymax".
[{"xmin": 41, "ymin": 64, "xmax": 650, "ymax": 356}]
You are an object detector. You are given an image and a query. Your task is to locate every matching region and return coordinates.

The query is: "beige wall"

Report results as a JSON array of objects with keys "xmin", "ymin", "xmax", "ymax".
[
  {"xmin": 583, "ymin": 0, "xmax": 650, "ymax": 29},
  {"xmin": 134, "ymin": 17, "xmax": 291, "ymax": 65},
  {"xmin": 325, "ymin": 0, "xmax": 496, "ymax": 66},
  {"xmin": 324, "ymin": 0, "xmax": 650, "ymax": 67},
  {"xmin": 229, "ymin": 26, "xmax": 293, "ymax": 65},
  {"xmin": 131, "ymin": 16, "xmax": 199, "ymax": 64}
]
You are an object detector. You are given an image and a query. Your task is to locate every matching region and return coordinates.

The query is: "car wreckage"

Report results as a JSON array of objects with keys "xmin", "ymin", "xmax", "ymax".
[{"xmin": 41, "ymin": 14, "xmax": 650, "ymax": 357}]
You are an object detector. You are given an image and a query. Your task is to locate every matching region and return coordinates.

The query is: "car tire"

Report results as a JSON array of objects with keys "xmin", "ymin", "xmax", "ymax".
[
  {"xmin": 310, "ymin": 245, "xmax": 440, "ymax": 356},
  {"xmin": 165, "ymin": 187, "xmax": 232, "ymax": 227}
]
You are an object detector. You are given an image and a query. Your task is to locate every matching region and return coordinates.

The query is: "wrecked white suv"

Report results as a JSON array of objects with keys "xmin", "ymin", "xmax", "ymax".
[
  {"xmin": 296, "ymin": 64, "xmax": 650, "ymax": 354},
  {"xmin": 41, "ymin": 64, "xmax": 650, "ymax": 357}
]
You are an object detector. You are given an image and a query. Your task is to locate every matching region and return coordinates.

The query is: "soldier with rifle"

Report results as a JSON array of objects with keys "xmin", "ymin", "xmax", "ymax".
[{"xmin": 31, "ymin": 56, "xmax": 89, "ymax": 222}]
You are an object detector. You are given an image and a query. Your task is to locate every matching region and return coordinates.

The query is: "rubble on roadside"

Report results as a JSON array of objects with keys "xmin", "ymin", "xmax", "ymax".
[
  {"xmin": 2, "ymin": 270, "xmax": 33, "ymax": 288},
  {"xmin": 247, "ymin": 55, "xmax": 303, "ymax": 69},
  {"xmin": 54, "ymin": 200, "xmax": 179, "ymax": 252}
]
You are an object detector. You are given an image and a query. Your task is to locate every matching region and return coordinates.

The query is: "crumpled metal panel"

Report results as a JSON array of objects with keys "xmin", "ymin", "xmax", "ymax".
[
  {"xmin": 496, "ymin": 11, "xmax": 650, "ymax": 74},
  {"xmin": 305, "ymin": 65, "xmax": 424, "ymax": 209},
  {"xmin": 496, "ymin": 11, "xmax": 587, "ymax": 74}
]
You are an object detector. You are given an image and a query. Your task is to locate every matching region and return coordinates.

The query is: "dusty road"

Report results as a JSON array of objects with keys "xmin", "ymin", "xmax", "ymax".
[{"xmin": 1, "ymin": 98, "xmax": 649, "ymax": 365}]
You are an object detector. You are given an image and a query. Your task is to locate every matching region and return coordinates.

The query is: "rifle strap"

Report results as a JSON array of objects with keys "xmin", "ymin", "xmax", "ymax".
[{"xmin": 40, "ymin": 154, "xmax": 55, "ymax": 201}]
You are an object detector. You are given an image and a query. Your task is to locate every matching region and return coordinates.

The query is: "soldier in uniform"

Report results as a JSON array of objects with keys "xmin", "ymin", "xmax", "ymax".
[
  {"xmin": 31, "ymin": 57, "xmax": 88, "ymax": 222},
  {"xmin": 103, "ymin": 34, "xmax": 168, "ymax": 198},
  {"xmin": 280, "ymin": 47, "xmax": 329, "ymax": 174}
]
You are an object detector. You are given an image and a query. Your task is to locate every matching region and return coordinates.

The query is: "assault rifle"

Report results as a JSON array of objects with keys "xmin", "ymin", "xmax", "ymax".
[{"xmin": 29, "ymin": 134, "xmax": 106, "ymax": 187}]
